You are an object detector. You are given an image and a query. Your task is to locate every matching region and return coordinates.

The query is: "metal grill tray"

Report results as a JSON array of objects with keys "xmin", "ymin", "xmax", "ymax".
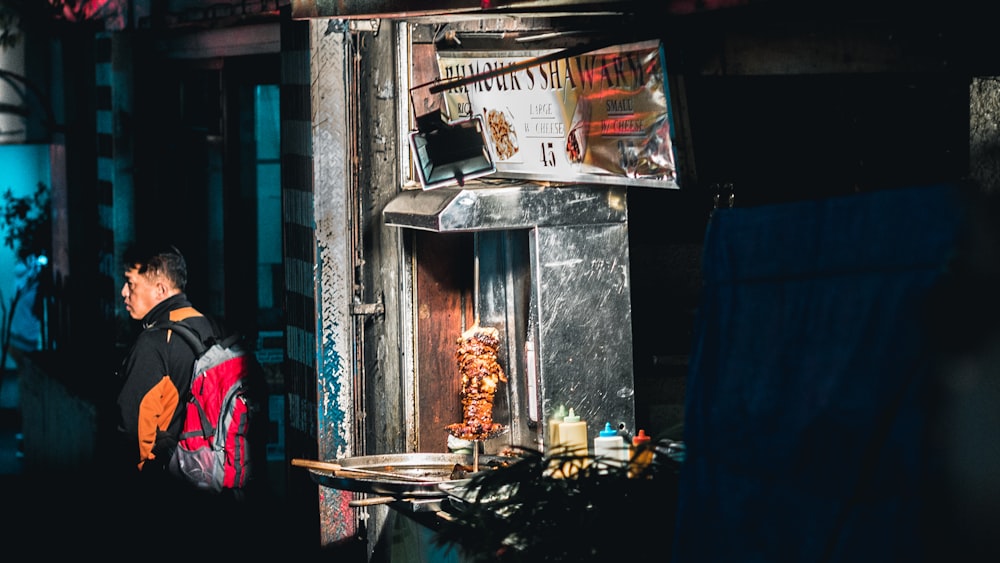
[{"xmin": 303, "ymin": 452, "xmax": 507, "ymax": 498}]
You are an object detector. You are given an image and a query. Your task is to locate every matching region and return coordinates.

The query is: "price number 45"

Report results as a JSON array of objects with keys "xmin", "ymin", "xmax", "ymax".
[{"xmin": 539, "ymin": 142, "xmax": 557, "ymax": 167}]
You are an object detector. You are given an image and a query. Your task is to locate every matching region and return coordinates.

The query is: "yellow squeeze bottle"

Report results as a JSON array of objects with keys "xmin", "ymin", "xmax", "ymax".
[
  {"xmin": 547, "ymin": 405, "xmax": 567, "ymax": 452},
  {"xmin": 557, "ymin": 408, "xmax": 589, "ymax": 477}
]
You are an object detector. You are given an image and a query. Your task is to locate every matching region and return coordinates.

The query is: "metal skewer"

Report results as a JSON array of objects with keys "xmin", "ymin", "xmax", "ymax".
[
  {"xmin": 473, "ymin": 440, "xmax": 480, "ymax": 473},
  {"xmin": 472, "ymin": 244, "xmax": 480, "ymax": 474},
  {"xmin": 473, "ymin": 247, "xmax": 480, "ymax": 326}
]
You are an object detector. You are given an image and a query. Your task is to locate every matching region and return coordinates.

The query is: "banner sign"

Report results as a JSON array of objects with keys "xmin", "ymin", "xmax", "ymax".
[{"xmin": 436, "ymin": 40, "xmax": 678, "ymax": 189}]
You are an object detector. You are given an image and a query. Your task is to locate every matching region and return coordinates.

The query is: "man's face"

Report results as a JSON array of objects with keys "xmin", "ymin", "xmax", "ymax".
[{"xmin": 121, "ymin": 265, "xmax": 165, "ymax": 320}]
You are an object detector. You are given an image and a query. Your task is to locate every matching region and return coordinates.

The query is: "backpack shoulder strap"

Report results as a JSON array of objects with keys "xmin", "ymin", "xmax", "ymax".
[{"xmin": 157, "ymin": 319, "xmax": 208, "ymax": 356}]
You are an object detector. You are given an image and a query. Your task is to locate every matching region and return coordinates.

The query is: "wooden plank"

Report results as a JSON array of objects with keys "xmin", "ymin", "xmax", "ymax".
[{"xmin": 415, "ymin": 232, "xmax": 474, "ymax": 452}]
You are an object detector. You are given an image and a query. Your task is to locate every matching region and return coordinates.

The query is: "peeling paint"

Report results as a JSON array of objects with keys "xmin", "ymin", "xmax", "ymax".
[{"xmin": 311, "ymin": 20, "xmax": 358, "ymax": 546}]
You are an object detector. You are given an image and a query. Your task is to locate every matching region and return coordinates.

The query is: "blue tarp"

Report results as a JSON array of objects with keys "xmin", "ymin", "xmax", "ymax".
[{"xmin": 672, "ymin": 184, "xmax": 965, "ymax": 562}]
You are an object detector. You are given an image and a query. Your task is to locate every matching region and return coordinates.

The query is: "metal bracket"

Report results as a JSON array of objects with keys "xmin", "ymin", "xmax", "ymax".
[
  {"xmin": 349, "ymin": 18, "xmax": 381, "ymax": 35},
  {"xmin": 351, "ymin": 295, "xmax": 385, "ymax": 317}
]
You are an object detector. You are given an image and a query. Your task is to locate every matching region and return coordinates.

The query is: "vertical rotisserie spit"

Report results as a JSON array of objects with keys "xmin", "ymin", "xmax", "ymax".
[{"xmin": 446, "ymin": 324, "xmax": 507, "ymax": 441}]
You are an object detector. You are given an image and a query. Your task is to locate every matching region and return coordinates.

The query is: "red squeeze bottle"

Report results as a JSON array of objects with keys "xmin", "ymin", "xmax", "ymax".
[{"xmin": 629, "ymin": 429, "xmax": 653, "ymax": 478}]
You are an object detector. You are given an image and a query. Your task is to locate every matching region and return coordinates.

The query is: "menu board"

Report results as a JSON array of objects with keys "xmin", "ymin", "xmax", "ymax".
[{"xmin": 436, "ymin": 40, "xmax": 678, "ymax": 189}]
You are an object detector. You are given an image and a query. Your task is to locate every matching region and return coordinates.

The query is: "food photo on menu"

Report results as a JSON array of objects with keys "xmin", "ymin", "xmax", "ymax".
[{"xmin": 438, "ymin": 39, "xmax": 679, "ymax": 189}]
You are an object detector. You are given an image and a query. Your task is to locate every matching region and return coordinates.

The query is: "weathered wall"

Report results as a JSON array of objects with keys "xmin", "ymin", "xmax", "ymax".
[
  {"xmin": 307, "ymin": 18, "xmax": 359, "ymax": 546},
  {"xmin": 970, "ymin": 77, "xmax": 1000, "ymax": 193}
]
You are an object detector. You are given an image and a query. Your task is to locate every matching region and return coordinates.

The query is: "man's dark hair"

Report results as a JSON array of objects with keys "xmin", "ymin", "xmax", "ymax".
[{"xmin": 123, "ymin": 242, "xmax": 188, "ymax": 291}]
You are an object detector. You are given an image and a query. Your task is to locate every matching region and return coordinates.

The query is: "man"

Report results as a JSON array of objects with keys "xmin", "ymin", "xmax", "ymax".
[
  {"xmin": 113, "ymin": 243, "xmax": 275, "ymax": 557},
  {"xmin": 115, "ymin": 243, "xmax": 216, "ymax": 479}
]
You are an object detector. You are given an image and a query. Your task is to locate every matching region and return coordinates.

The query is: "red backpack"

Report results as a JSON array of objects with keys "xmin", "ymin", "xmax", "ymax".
[{"xmin": 160, "ymin": 319, "xmax": 261, "ymax": 493}]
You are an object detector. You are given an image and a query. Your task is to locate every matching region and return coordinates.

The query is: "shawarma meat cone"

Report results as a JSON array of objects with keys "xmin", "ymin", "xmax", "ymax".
[{"xmin": 446, "ymin": 324, "xmax": 507, "ymax": 441}]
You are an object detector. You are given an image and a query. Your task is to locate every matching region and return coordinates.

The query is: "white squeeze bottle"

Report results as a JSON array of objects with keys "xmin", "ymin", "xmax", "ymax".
[{"xmin": 593, "ymin": 422, "xmax": 626, "ymax": 470}]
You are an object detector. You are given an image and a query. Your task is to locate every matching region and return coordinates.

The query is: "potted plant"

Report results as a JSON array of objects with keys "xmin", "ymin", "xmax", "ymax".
[{"xmin": 433, "ymin": 444, "xmax": 681, "ymax": 562}]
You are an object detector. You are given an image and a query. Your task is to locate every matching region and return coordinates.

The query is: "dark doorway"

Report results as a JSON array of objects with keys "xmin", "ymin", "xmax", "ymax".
[{"xmin": 132, "ymin": 52, "xmax": 283, "ymax": 344}]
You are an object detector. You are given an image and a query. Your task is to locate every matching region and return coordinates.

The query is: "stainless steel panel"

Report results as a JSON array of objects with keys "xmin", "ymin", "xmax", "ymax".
[
  {"xmin": 383, "ymin": 183, "xmax": 627, "ymax": 232},
  {"xmin": 477, "ymin": 230, "xmax": 534, "ymax": 449},
  {"xmin": 532, "ymin": 223, "xmax": 635, "ymax": 444}
]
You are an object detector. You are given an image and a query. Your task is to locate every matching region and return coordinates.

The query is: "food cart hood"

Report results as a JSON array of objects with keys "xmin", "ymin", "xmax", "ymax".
[
  {"xmin": 383, "ymin": 183, "xmax": 627, "ymax": 233},
  {"xmin": 384, "ymin": 181, "xmax": 636, "ymax": 451}
]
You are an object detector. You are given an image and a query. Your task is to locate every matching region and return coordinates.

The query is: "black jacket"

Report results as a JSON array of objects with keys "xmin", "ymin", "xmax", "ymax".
[{"xmin": 116, "ymin": 294, "xmax": 215, "ymax": 472}]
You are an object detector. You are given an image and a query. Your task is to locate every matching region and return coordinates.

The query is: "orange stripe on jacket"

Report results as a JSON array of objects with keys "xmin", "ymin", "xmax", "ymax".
[{"xmin": 136, "ymin": 375, "xmax": 180, "ymax": 471}]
